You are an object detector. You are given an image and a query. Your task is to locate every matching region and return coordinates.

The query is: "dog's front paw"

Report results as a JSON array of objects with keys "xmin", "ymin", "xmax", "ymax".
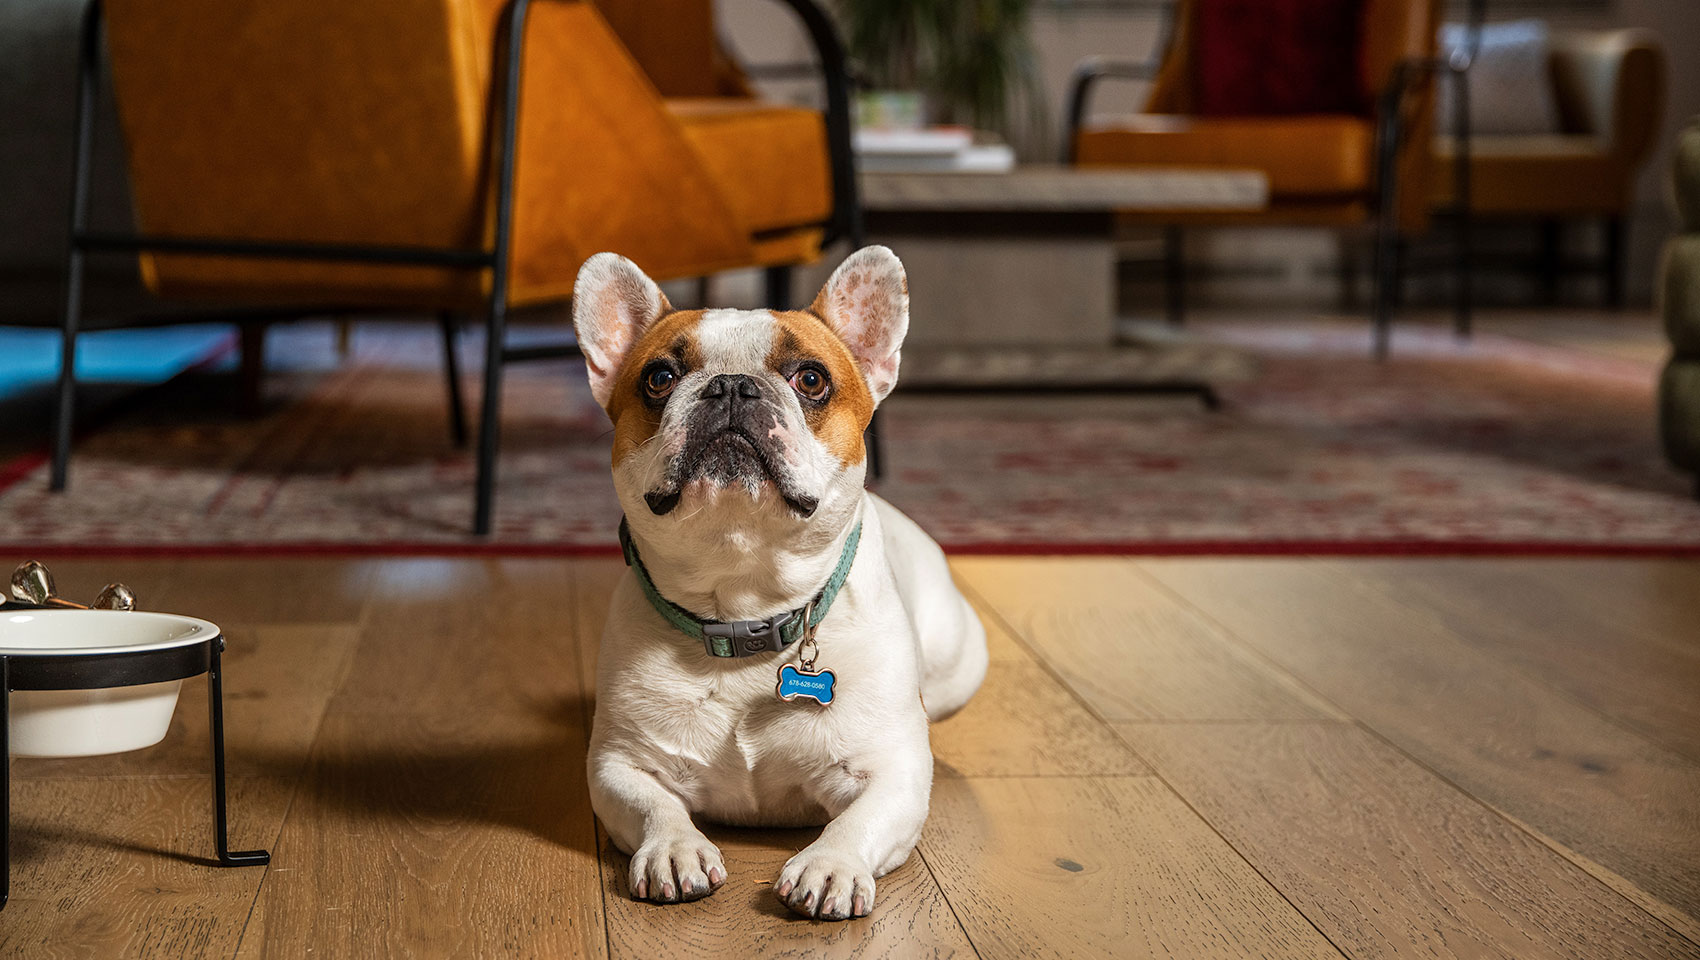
[
  {"xmin": 774, "ymin": 844, "xmax": 875, "ymax": 920},
  {"xmin": 629, "ymin": 832, "xmax": 726, "ymax": 904}
]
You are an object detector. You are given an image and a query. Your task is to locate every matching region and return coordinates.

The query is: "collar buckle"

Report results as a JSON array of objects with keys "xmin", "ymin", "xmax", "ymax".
[{"xmin": 701, "ymin": 609, "xmax": 798, "ymax": 658}]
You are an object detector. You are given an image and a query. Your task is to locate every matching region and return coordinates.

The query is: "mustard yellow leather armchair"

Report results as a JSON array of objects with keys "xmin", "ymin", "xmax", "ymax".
[{"xmin": 55, "ymin": 0, "xmax": 861, "ymax": 534}]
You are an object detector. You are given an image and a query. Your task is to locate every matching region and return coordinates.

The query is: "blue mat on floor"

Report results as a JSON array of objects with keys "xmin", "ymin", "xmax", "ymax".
[{"xmin": 0, "ymin": 325, "xmax": 233, "ymax": 401}]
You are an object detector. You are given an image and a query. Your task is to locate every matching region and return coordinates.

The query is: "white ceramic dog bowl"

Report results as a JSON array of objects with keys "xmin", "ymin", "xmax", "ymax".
[{"xmin": 3, "ymin": 609, "xmax": 218, "ymax": 758}]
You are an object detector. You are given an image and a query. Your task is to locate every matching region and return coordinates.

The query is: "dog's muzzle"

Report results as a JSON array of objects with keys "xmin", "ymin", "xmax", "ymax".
[{"xmin": 644, "ymin": 373, "xmax": 818, "ymax": 518}]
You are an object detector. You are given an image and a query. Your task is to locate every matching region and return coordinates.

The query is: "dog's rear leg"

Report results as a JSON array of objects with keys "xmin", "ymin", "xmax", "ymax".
[{"xmin": 588, "ymin": 754, "xmax": 725, "ymax": 904}]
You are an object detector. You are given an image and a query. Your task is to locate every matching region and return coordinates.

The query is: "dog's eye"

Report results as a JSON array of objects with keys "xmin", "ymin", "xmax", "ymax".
[
  {"xmin": 642, "ymin": 365, "xmax": 677, "ymax": 399},
  {"xmin": 789, "ymin": 366, "xmax": 831, "ymax": 401}
]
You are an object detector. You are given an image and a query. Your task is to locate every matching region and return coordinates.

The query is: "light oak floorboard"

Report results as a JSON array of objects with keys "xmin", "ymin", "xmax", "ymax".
[
  {"xmin": 929, "ymin": 661, "xmax": 1148, "ymax": 777},
  {"xmin": 1475, "ymin": 559, "xmax": 1700, "ymax": 657},
  {"xmin": 12, "ymin": 552, "xmax": 1699, "ymax": 958},
  {"xmin": 950, "ymin": 569, "xmax": 1033, "ymax": 664},
  {"xmin": 919, "ymin": 776, "xmax": 1344, "ymax": 960},
  {"xmin": 334, "ymin": 557, "xmax": 581, "ymax": 721},
  {"xmin": 598, "ymin": 824, "xmax": 976, "ymax": 959},
  {"xmin": 1335, "ymin": 557, "xmax": 1700, "ymax": 660},
  {"xmin": 148, "ymin": 558, "xmax": 377, "ymax": 628},
  {"xmin": 1137, "ymin": 558, "xmax": 1700, "ymax": 934},
  {"xmin": 235, "ymin": 711, "xmax": 604, "ymax": 960},
  {"xmin": 1, "ymin": 776, "xmax": 289, "ymax": 960},
  {"xmin": 954, "ymin": 557, "xmax": 1342, "ymax": 721},
  {"xmin": 235, "ymin": 557, "xmax": 604, "ymax": 959},
  {"xmin": 1329, "ymin": 559, "xmax": 1700, "ymax": 761},
  {"xmin": 1123, "ymin": 722, "xmax": 1700, "ymax": 960},
  {"xmin": 970, "ymin": 599, "xmax": 1035, "ymax": 664}
]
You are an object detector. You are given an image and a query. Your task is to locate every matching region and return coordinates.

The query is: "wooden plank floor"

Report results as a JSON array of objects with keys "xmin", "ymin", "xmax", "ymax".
[{"xmin": 5, "ymin": 555, "xmax": 1700, "ymax": 958}]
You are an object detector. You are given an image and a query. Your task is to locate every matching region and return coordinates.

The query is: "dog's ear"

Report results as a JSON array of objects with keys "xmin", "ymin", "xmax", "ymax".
[
  {"xmin": 573, "ymin": 253, "xmax": 671, "ymax": 409},
  {"xmin": 810, "ymin": 245, "xmax": 909, "ymax": 404}
]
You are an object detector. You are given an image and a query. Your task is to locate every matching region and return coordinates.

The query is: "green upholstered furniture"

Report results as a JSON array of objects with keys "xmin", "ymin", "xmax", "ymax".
[{"xmin": 1663, "ymin": 118, "xmax": 1700, "ymax": 495}]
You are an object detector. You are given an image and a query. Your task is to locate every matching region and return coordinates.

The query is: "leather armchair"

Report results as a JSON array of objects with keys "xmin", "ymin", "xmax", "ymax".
[
  {"xmin": 1064, "ymin": 0, "xmax": 1444, "ymax": 358},
  {"xmin": 1431, "ymin": 28, "xmax": 1666, "ymax": 307},
  {"xmin": 56, "ymin": 0, "xmax": 862, "ymax": 533}
]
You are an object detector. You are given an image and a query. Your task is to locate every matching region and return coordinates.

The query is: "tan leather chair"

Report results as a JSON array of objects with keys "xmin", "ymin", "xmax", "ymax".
[
  {"xmin": 56, "ymin": 0, "xmax": 861, "ymax": 533},
  {"xmin": 1065, "ymin": 0, "xmax": 1443, "ymax": 357},
  {"xmin": 1431, "ymin": 29, "xmax": 1665, "ymax": 307}
]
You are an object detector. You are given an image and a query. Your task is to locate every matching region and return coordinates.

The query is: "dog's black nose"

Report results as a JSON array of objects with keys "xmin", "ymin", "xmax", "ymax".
[{"xmin": 702, "ymin": 374, "xmax": 762, "ymax": 401}]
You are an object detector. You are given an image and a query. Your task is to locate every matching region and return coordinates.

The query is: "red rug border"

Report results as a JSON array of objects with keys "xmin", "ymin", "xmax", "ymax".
[{"xmin": 3, "ymin": 539, "xmax": 1697, "ymax": 559}]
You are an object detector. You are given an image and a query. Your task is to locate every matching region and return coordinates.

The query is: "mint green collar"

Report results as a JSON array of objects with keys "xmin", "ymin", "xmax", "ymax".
[{"xmin": 618, "ymin": 518, "xmax": 862, "ymax": 659}]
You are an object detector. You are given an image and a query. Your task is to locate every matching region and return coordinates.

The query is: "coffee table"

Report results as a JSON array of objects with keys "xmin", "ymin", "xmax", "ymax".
[
  {"xmin": 853, "ymin": 165, "xmax": 1268, "ymax": 348},
  {"xmin": 797, "ymin": 165, "xmax": 1269, "ymax": 404}
]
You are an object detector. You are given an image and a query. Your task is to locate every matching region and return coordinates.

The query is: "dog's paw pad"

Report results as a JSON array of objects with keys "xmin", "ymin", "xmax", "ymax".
[
  {"xmin": 629, "ymin": 833, "xmax": 725, "ymax": 904},
  {"xmin": 774, "ymin": 845, "xmax": 875, "ymax": 921}
]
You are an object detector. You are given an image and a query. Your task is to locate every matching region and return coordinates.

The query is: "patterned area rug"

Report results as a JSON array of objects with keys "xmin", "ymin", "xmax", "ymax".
[{"xmin": 2, "ymin": 317, "xmax": 1696, "ymax": 554}]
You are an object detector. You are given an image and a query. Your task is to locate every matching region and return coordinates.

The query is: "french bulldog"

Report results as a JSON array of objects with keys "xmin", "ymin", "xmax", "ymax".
[{"xmin": 575, "ymin": 246, "xmax": 988, "ymax": 920}]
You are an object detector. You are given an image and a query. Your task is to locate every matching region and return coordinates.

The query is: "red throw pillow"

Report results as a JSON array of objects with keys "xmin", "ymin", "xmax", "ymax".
[{"xmin": 1192, "ymin": 0, "xmax": 1365, "ymax": 117}]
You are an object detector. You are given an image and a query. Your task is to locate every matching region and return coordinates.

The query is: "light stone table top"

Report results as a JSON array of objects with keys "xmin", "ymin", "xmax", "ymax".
[{"xmin": 859, "ymin": 164, "xmax": 1269, "ymax": 213}]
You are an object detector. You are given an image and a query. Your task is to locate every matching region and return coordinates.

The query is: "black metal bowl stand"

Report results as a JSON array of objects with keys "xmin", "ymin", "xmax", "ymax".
[{"xmin": 1, "ymin": 611, "xmax": 270, "ymax": 909}]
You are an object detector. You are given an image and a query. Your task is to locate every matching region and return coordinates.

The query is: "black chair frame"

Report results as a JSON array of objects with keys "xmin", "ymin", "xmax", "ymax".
[{"xmin": 54, "ymin": 0, "xmax": 872, "ymax": 536}]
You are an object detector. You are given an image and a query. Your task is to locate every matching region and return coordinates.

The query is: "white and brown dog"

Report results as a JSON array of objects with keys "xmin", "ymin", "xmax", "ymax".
[{"xmin": 575, "ymin": 246, "xmax": 987, "ymax": 920}]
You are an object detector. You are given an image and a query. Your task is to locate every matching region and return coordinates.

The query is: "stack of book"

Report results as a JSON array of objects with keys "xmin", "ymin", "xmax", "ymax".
[{"xmin": 853, "ymin": 127, "xmax": 1016, "ymax": 174}]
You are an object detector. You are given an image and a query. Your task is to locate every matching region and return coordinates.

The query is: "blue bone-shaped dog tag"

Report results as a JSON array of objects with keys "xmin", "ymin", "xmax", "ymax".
[{"xmin": 776, "ymin": 663, "xmax": 836, "ymax": 705}]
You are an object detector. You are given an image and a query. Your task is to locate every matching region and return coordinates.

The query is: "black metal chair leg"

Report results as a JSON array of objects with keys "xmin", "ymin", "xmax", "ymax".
[
  {"xmin": 53, "ymin": 0, "xmax": 102, "ymax": 493},
  {"xmin": 1539, "ymin": 219, "xmax": 1562, "ymax": 305},
  {"xmin": 1336, "ymin": 238, "xmax": 1360, "ymax": 312},
  {"xmin": 1371, "ymin": 218, "xmax": 1398, "ymax": 362},
  {"xmin": 207, "ymin": 643, "xmax": 269, "ymax": 868},
  {"xmin": 1391, "ymin": 238, "xmax": 1408, "ymax": 309},
  {"xmin": 1603, "ymin": 216, "xmax": 1626, "ymax": 310},
  {"xmin": 1453, "ymin": 211, "xmax": 1474, "ymax": 338},
  {"xmin": 237, "ymin": 322, "xmax": 267, "ymax": 415},
  {"xmin": 471, "ymin": 0, "xmax": 531, "ymax": 536},
  {"xmin": 1455, "ymin": 101, "xmax": 1468, "ymax": 338},
  {"xmin": 54, "ymin": 264, "xmax": 85, "ymax": 493},
  {"xmin": 764, "ymin": 265, "xmax": 793, "ymax": 310},
  {"xmin": 1370, "ymin": 70, "xmax": 1409, "ymax": 362},
  {"xmin": 439, "ymin": 313, "xmax": 468, "ymax": 448},
  {"xmin": 1163, "ymin": 226, "xmax": 1185, "ymax": 326},
  {"xmin": 474, "ymin": 298, "xmax": 508, "ymax": 536},
  {"xmin": 1451, "ymin": 57, "xmax": 1473, "ymax": 340},
  {"xmin": 864, "ymin": 414, "xmax": 884, "ymax": 482}
]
